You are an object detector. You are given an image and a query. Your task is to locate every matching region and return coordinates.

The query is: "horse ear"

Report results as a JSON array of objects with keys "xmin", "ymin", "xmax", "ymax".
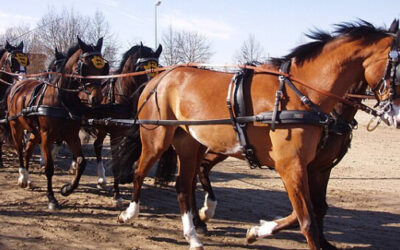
[
  {"xmin": 77, "ymin": 36, "xmax": 89, "ymax": 52},
  {"xmin": 155, "ymin": 44, "xmax": 162, "ymax": 58},
  {"xmin": 140, "ymin": 41, "xmax": 143, "ymax": 48},
  {"xmin": 17, "ymin": 41, "xmax": 23, "ymax": 50},
  {"xmin": 389, "ymin": 19, "xmax": 399, "ymax": 33},
  {"xmin": 96, "ymin": 37, "xmax": 103, "ymax": 51},
  {"xmin": 55, "ymin": 47, "xmax": 59, "ymax": 55},
  {"xmin": 5, "ymin": 40, "xmax": 11, "ymax": 50}
]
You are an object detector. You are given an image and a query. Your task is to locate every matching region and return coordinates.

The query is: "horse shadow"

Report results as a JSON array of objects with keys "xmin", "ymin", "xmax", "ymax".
[{"xmin": 119, "ymin": 179, "xmax": 400, "ymax": 249}]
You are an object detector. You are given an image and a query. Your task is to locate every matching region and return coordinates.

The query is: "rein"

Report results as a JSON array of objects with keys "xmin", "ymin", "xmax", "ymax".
[{"xmin": 0, "ymin": 63, "xmax": 379, "ymax": 117}]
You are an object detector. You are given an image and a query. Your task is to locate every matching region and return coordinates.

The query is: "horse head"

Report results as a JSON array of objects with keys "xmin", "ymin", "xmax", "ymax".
[
  {"xmin": 47, "ymin": 47, "xmax": 67, "ymax": 81},
  {"xmin": 364, "ymin": 19, "xmax": 400, "ymax": 127},
  {"xmin": 119, "ymin": 43, "xmax": 162, "ymax": 80},
  {"xmin": 1, "ymin": 40, "xmax": 29, "ymax": 74},
  {"xmin": 63, "ymin": 36, "xmax": 109, "ymax": 106}
]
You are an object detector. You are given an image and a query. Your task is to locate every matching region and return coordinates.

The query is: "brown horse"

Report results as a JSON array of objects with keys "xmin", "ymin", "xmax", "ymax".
[
  {"xmin": 77, "ymin": 43, "xmax": 162, "ymax": 207},
  {"xmin": 118, "ymin": 20, "xmax": 400, "ymax": 250},
  {"xmin": 6, "ymin": 37, "xmax": 108, "ymax": 210},
  {"xmin": 190, "ymin": 80, "xmax": 367, "ymax": 249},
  {"xmin": 0, "ymin": 41, "xmax": 29, "ymax": 167}
]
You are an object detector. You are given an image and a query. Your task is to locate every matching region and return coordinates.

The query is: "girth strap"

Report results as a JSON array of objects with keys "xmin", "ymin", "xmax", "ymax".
[{"xmin": 227, "ymin": 66, "xmax": 261, "ymax": 168}]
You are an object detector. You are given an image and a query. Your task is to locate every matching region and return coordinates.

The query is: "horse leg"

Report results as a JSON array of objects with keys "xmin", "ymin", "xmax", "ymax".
[
  {"xmin": 39, "ymin": 131, "xmax": 59, "ymax": 210},
  {"xmin": 24, "ymin": 132, "xmax": 41, "ymax": 188},
  {"xmin": 174, "ymin": 132, "xmax": 206, "ymax": 249},
  {"xmin": 308, "ymin": 167, "xmax": 336, "ymax": 250},
  {"xmin": 94, "ymin": 129, "xmax": 107, "ymax": 189},
  {"xmin": 197, "ymin": 152, "xmax": 227, "ymax": 223},
  {"xmin": 110, "ymin": 132, "xmax": 124, "ymax": 208},
  {"xmin": 0, "ymin": 142, "xmax": 4, "ymax": 168},
  {"xmin": 9, "ymin": 122, "xmax": 29, "ymax": 188},
  {"xmin": 192, "ymin": 152, "xmax": 226, "ymax": 234},
  {"xmin": 118, "ymin": 126, "xmax": 174, "ymax": 223},
  {"xmin": 60, "ymin": 132, "xmax": 86, "ymax": 197},
  {"xmin": 247, "ymin": 158, "xmax": 320, "ymax": 249}
]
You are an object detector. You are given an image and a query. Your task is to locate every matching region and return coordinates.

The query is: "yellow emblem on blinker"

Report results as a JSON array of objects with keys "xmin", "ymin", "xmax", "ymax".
[
  {"xmin": 144, "ymin": 61, "xmax": 159, "ymax": 77},
  {"xmin": 91, "ymin": 55, "xmax": 105, "ymax": 69},
  {"xmin": 15, "ymin": 52, "xmax": 28, "ymax": 67}
]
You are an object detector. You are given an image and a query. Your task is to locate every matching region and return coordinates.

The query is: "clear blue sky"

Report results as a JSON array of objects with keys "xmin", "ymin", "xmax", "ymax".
[{"xmin": 1, "ymin": 0, "xmax": 399, "ymax": 63}]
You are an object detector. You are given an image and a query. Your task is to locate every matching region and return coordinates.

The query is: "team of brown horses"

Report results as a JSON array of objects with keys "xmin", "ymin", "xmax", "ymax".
[{"xmin": 1, "ymin": 19, "xmax": 400, "ymax": 250}]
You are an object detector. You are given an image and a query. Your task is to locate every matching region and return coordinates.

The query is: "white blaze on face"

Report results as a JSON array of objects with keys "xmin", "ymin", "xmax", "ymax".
[{"xmin": 181, "ymin": 212, "xmax": 203, "ymax": 248}]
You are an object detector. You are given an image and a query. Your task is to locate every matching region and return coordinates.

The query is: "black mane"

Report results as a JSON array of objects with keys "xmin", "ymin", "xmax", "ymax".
[
  {"xmin": 66, "ymin": 43, "xmax": 80, "ymax": 59},
  {"xmin": 270, "ymin": 19, "xmax": 390, "ymax": 66},
  {"xmin": 116, "ymin": 45, "xmax": 156, "ymax": 74},
  {"xmin": 0, "ymin": 49, "xmax": 5, "ymax": 58}
]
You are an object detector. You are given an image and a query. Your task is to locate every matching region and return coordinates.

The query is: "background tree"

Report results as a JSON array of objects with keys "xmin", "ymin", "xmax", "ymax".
[
  {"xmin": 35, "ymin": 7, "xmax": 118, "ymax": 66},
  {"xmin": 234, "ymin": 33, "xmax": 268, "ymax": 64},
  {"xmin": 161, "ymin": 26, "xmax": 213, "ymax": 65}
]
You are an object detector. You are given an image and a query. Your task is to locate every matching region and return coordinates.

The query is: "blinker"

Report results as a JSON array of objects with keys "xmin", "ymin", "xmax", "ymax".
[
  {"xmin": 91, "ymin": 55, "xmax": 105, "ymax": 69},
  {"xmin": 143, "ymin": 61, "xmax": 159, "ymax": 77},
  {"xmin": 14, "ymin": 52, "xmax": 29, "ymax": 67},
  {"xmin": 389, "ymin": 50, "xmax": 399, "ymax": 61}
]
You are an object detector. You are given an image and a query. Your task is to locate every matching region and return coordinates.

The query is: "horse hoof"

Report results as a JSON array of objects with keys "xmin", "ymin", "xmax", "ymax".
[
  {"xmin": 60, "ymin": 183, "xmax": 73, "ymax": 196},
  {"xmin": 117, "ymin": 212, "xmax": 127, "ymax": 223},
  {"xmin": 68, "ymin": 168, "xmax": 76, "ymax": 175},
  {"xmin": 97, "ymin": 180, "xmax": 107, "ymax": 190},
  {"xmin": 114, "ymin": 198, "xmax": 123, "ymax": 209},
  {"xmin": 27, "ymin": 181, "xmax": 35, "ymax": 190},
  {"xmin": 18, "ymin": 180, "xmax": 28, "ymax": 188},
  {"xmin": 246, "ymin": 228, "xmax": 257, "ymax": 244},
  {"xmin": 48, "ymin": 202, "xmax": 60, "ymax": 211},
  {"xmin": 199, "ymin": 207, "xmax": 211, "ymax": 222},
  {"xmin": 190, "ymin": 246, "xmax": 204, "ymax": 250},
  {"xmin": 195, "ymin": 225, "xmax": 209, "ymax": 236}
]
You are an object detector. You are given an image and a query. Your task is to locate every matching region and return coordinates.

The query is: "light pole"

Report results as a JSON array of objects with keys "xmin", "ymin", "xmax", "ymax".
[{"xmin": 155, "ymin": 1, "xmax": 161, "ymax": 49}]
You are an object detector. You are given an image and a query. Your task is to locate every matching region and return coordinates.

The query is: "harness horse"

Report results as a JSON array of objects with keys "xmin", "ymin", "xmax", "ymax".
[
  {"xmin": 5, "ymin": 36, "xmax": 109, "ymax": 210},
  {"xmin": 117, "ymin": 20, "xmax": 400, "ymax": 250},
  {"xmin": 0, "ymin": 41, "xmax": 29, "ymax": 167},
  {"xmin": 66, "ymin": 43, "xmax": 162, "ymax": 207}
]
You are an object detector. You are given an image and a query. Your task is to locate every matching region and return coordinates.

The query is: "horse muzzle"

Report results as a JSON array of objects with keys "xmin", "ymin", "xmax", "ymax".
[{"xmin": 381, "ymin": 103, "xmax": 400, "ymax": 128}]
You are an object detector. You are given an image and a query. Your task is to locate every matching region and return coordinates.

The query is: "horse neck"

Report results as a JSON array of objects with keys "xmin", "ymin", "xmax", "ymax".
[
  {"xmin": 115, "ymin": 57, "xmax": 145, "ymax": 103},
  {"xmin": 290, "ymin": 35, "xmax": 391, "ymax": 113},
  {"xmin": 334, "ymin": 81, "xmax": 368, "ymax": 121}
]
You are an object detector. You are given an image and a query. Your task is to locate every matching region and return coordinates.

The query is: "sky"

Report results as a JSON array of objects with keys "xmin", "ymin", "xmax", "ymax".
[{"xmin": 1, "ymin": 0, "xmax": 400, "ymax": 63}]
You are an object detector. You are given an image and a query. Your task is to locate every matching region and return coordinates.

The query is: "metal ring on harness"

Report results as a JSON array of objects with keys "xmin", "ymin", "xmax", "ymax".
[{"xmin": 366, "ymin": 116, "xmax": 381, "ymax": 131}]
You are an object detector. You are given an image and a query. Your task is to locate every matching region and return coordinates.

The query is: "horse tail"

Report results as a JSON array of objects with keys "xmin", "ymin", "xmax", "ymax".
[
  {"xmin": 154, "ymin": 146, "xmax": 178, "ymax": 187},
  {"xmin": 113, "ymin": 125, "xmax": 142, "ymax": 184}
]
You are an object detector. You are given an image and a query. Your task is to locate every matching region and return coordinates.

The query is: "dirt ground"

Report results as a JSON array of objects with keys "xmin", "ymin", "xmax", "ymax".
[{"xmin": 0, "ymin": 101, "xmax": 399, "ymax": 250}]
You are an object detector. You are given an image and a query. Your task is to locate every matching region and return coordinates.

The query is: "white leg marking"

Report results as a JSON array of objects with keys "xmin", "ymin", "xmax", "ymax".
[
  {"xmin": 18, "ymin": 168, "xmax": 30, "ymax": 187},
  {"xmin": 119, "ymin": 202, "xmax": 140, "ymax": 223},
  {"xmin": 257, "ymin": 219, "xmax": 278, "ymax": 238},
  {"xmin": 199, "ymin": 193, "xmax": 217, "ymax": 222},
  {"xmin": 181, "ymin": 212, "xmax": 203, "ymax": 248},
  {"xmin": 96, "ymin": 161, "xmax": 107, "ymax": 188}
]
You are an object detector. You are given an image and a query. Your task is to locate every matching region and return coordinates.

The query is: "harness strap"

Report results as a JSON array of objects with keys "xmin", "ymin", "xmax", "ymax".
[{"xmin": 227, "ymin": 66, "xmax": 262, "ymax": 168}]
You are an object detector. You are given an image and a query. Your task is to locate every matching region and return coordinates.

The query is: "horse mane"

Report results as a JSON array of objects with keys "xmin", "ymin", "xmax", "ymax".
[
  {"xmin": 116, "ymin": 45, "xmax": 156, "ymax": 74},
  {"xmin": 65, "ymin": 44, "xmax": 80, "ymax": 60},
  {"xmin": 270, "ymin": 19, "xmax": 389, "ymax": 66},
  {"xmin": 0, "ymin": 49, "xmax": 5, "ymax": 58}
]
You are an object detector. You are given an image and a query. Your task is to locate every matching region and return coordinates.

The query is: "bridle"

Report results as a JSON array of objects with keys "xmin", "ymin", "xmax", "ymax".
[
  {"xmin": 74, "ymin": 51, "xmax": 108, "ymax": 96},
  {"xmin": 134, "ymin": 57, "xmax": 159, "ymax": 81},
  {"xmin": 371, "ymin": 32, "xmax": 400, "ymax": 126},
  {"xmin": 1, "ymin": 50, "xmax": 28, "ymax": 81}
]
